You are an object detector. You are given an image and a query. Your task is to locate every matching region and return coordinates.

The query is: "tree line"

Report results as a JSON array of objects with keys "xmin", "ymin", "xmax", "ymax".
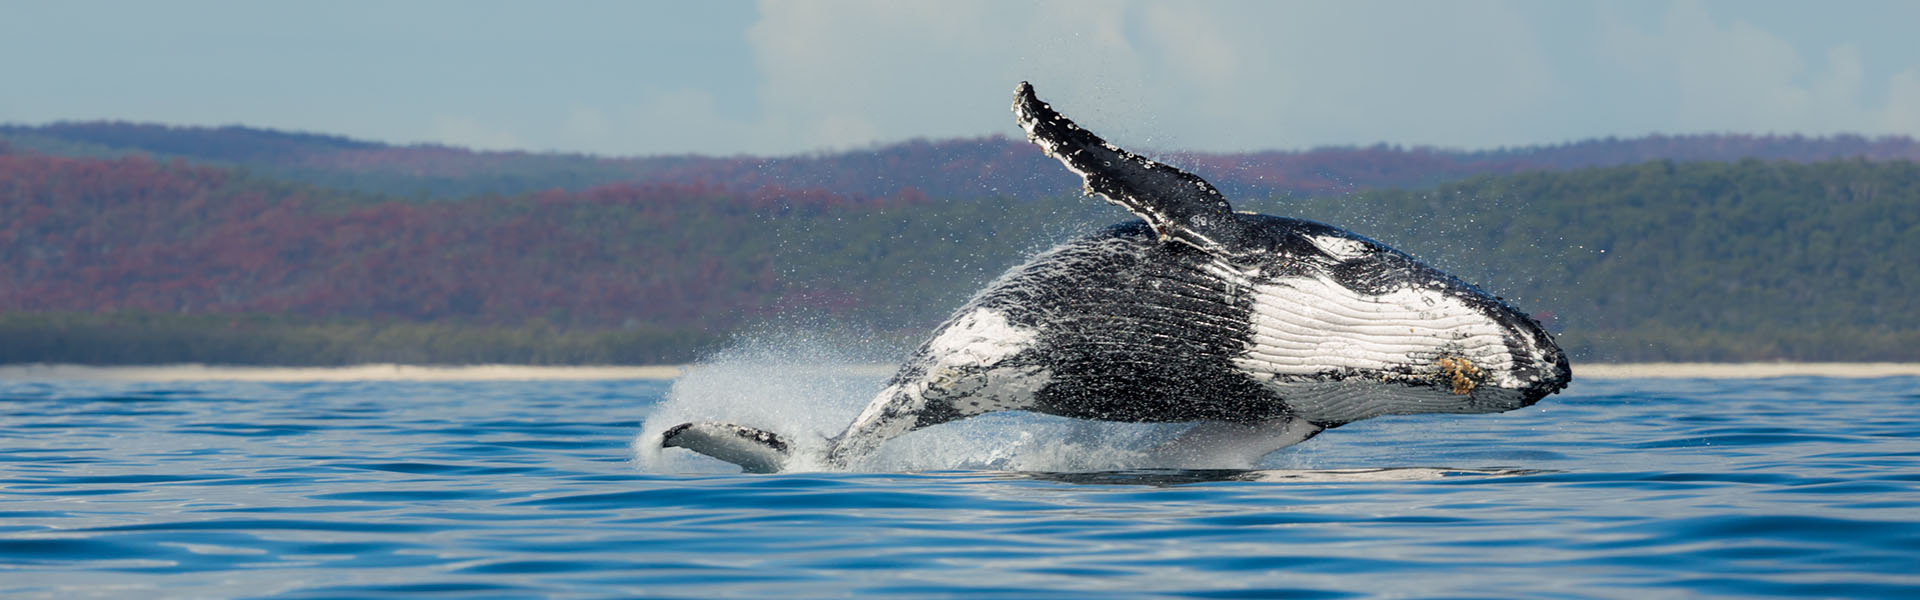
[
  {"xmin": 9, "ymin": 121, "xmax": 1918, "ymax": 201},
  {"xmin": 2, "ymin": 145, "xmax": 1914, "ymax": 364}
]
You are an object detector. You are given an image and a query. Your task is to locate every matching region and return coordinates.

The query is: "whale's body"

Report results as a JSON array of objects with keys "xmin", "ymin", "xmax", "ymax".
[{"xmin": 660, "ymin": 83, "xmax": 1570, "ymax": 472}]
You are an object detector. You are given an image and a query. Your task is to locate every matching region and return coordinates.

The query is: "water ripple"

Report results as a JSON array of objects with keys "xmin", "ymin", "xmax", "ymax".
[{"xmin": 0, "ymin": 377, "xmax": 1916, "ymax": 598}]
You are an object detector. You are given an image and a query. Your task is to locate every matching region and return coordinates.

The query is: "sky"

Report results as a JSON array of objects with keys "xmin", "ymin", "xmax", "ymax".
[{"xmin": 5, "ymin": 0, "xmax": 1919, "ymax": 157}]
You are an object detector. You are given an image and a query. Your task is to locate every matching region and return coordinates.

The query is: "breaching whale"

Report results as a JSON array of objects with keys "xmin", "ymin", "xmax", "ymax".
[{"xmin": 659, "ymin": 82, "xmax": 1571, "ymax": 473}]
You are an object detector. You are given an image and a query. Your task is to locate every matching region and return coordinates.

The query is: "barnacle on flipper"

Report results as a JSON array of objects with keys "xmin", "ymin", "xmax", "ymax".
[{"xmin": 1436, "ymin": 356, "xmax": 1485, "ymax": 395}]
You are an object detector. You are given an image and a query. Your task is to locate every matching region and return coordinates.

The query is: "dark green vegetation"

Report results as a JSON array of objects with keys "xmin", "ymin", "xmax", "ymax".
[
  {"xmin": 1277, "ymin": 159, "xmax": 1920, "ymax": 362},
  {"xmin": 0, "ymin": 312, "xmax": 718, "ymax": 366},
  {"xmin": 2, "ymin": 124, "xmax": 1915, "ymax": 364},
  {"xmin": 9, "ymin": 121, "xmax": 1918, "ymax": 200}
]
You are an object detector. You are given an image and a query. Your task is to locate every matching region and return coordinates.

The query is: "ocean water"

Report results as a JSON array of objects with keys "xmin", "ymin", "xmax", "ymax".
[{"xmin": 3, "ymin": 371, "xmax": 1918, "ymax": 598}]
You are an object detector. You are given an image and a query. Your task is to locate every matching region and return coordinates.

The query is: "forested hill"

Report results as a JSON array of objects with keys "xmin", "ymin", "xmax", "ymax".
[
  {"xmin": 1274, "ymin": 158, "xmax": 1919, "ymax": 362},
  {"xmin": 1, "ymin": 141, "xmax": 1914, "ymax": 365},
  {"xmin": 6, "ymin": 121, "xmax": 1920, "ymax": 200}
]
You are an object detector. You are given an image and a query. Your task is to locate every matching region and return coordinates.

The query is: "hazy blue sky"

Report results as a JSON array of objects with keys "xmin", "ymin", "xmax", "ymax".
[{"xmin": 5, "ymin": 0, "xmax": 1918, "ymax": 156}]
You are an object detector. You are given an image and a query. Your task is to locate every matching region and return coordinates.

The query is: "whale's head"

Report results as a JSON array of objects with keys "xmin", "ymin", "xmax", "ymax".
[{"xmin": 1231, "ymin": 217, "xmax": 1572, "ymax": 424}]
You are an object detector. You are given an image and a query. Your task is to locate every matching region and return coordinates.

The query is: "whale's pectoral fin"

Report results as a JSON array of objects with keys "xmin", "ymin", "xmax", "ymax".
[
  {"xmin": 660, "ymin": 422, "xmax": 791, "ymax": 473},
  {"xmin": 1012, "ymin": 81, "xmax": 1247, "ymax": 254},
  {"xmin": 1149, "ymin": 416, "xmax": 1325, "ymax": 469}
]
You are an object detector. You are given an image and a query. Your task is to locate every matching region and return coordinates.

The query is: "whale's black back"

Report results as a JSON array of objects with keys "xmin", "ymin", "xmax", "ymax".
[{"xmin": 961, "ymin": 221, "xmax": 1285, "ymax": 424}]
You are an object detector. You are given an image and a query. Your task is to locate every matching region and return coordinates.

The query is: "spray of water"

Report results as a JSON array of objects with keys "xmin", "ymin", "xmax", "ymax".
[
  {"xmin": 631, "ymin": 329, "xmax": 1272, "ymax": 474},
  {"xmin": 631, "ymin": 335, "xmax": 877, "ymax": 473}
]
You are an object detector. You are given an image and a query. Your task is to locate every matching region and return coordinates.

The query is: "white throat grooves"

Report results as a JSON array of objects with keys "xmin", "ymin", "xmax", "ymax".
[{"xmin": 1230, "ymin": 274, "xmax": 1516, "ymax": 385}]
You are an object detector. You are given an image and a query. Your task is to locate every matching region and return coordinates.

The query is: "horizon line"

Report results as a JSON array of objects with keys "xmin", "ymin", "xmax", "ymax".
[{"xmin": 7, "ymin": 120, "xmax": 1919, "ymax": 163}]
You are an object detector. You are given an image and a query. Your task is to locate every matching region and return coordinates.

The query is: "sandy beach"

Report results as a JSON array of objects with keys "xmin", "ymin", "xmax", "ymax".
[
  {"xmin": 0, "ymin": 364, "xmax": 690, "ymax": 382},
  {"xmin": 1, "ymin": 362, "xmax": 1917, "ymax": 382},
  {"xmin": 1574, "ymin": 363, "xmax": 1920, "ymax": 379}
]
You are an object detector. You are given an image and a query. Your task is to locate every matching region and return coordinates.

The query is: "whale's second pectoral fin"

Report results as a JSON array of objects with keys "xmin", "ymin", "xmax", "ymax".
[
  {"xmin": 1150, "ymin": 417, "xmax": 1324, "ymax": 469},
  {"xmin": 1012, "ymin": 81, "xmax": 1248, "ymax": 254},
  {"xmin": 660, "ymin": 422, "xmax": 791, "ymax": 473}
]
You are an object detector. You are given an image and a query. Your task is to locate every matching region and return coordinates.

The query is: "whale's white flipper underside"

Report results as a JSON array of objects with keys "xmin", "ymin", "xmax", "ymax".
[{"xmin": 660, "ymin": 422, "xmax": 791, "ymax": 474}]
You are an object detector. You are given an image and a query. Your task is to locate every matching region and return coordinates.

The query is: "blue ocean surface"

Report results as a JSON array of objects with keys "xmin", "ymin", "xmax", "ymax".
[{"xmin": 3, "ymin": 371, "xmax": 1918, "ymax": 598}]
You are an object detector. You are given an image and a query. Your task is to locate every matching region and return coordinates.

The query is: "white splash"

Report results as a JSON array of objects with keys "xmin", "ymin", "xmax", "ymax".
[
  {"xmin": 633, "ymin": 332, "xmax": 1309, "ymax": 473},
  {"xmin": 631, "ymin": 340, "xmax": 877, "ymax": 473}
]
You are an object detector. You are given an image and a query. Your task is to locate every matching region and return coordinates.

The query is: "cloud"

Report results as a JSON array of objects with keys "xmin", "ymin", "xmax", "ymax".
[
  {"xmin": 12, "ymin": 1, "xmax": 1919, "ymax": 156},
  {"xmin": 1593, "ymin": 0, "xmax": 1920, "ymax": 137},
  {"xmin": 742, "ymin": 0, "xmax": 1151, "ymax": 153},
  {"xmin": 1885, "ymin": 68, "xmax": 1920, "ymax": 133},
  {"xmin": 556, "ymin": 89, "xmax": 764, "ymax": 157},
  {"xmin": 1125, "ymin": 2, "xmax": 1558, "ymax": 149},
  {"xmin": 503, "ymin": 0, "xmax": 1130, "ymax": 156},
  {"xmin": 734, "ymin": 0, "xmax": 1561, "ymax": 153},
  {"xmin": 424, "ymin": 1, "xmax": 1920, "ymax": 156},
  {"xmin": 429, "ymin": 115, "xmax": 524, "ymax": 151}
]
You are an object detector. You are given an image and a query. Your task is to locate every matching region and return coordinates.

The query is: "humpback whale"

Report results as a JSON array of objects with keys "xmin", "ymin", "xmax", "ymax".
[{"xmin": 659, "ymin": 82, "xmax": 1571, "ymax": 473}]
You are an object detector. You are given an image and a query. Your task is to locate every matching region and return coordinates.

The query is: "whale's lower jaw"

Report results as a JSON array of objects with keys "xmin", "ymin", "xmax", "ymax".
[{"xmin": 1256, "ymin": 379, "xmax": 1537, "ymax": 425}]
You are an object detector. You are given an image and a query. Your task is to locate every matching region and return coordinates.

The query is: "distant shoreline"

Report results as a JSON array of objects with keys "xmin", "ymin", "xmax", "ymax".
[
  {"xmin": 0, "ymin": 364, "xmax": 690, "ymax": 382},
  {"xmin": 1573, "ymin": 363, "xmax": 1920, "ymax": 379},
  {"xmin": 2, "ymin": 362, "xmax": 1918, "ymax": 382}
]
